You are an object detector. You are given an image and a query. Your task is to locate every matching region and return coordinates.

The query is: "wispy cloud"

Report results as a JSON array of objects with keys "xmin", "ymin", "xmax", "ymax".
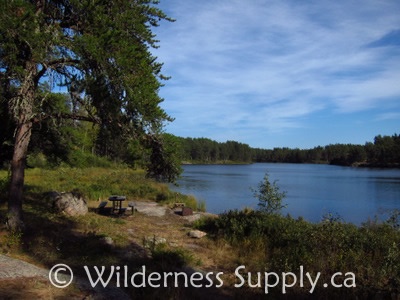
[
  {"xmin": 154, "ymin": 0, "xmax": 400, "ymax": 147},
  {"xmin": 376, "ymin": 112, "xmax": 400, "ymax": 121}
]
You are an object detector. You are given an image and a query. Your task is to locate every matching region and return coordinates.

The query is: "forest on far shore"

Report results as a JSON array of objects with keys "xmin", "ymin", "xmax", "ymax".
[
  {"xmin": 175, "ymin": 133, "xmax": 400, "ymax": 167},
  {"xmin": 1, "ymin": 104, "xmax": 398, "ymax": 171}
]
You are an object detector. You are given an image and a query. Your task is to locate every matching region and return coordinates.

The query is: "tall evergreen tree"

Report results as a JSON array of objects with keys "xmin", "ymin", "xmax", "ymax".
[{"xmin": 0, "ymin": 0, "xmax": 174, "ymax": 230}]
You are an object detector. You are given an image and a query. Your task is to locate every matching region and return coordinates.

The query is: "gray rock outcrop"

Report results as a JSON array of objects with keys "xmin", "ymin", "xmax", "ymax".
[{"xmin": 51, "ymin": 191, "xmax": 88, "ymax": 216}]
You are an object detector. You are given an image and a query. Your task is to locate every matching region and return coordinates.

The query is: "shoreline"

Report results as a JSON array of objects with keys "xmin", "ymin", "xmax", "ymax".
[{"xmin": 181, "ymin": 160, "xmax": 400, "ymax": 169}]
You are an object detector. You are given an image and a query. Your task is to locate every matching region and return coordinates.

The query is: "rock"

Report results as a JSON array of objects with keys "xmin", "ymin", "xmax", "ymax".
[
  {"xmin": 0, "ymin": 254, "xmax": 48, "ymax": 279},
  {"xmin": 51, "ymin": 191, "xmax": 88, "ymax": 216},
  {"xmin": 188, "ymin": 230, "xmax": 207, "ymax": 239},
  {"xmin": 100, "ymin": 236, "xmax": 114, "ymax": 246},
  {"xmin": 183, "ymin": 213, "xmax": 202, "ymax": 223},
  {"xmin": 184, "ymin": 212, "xmax": 219, "ymax": 223},
  {"xmin": 144, "ymin": 236, "xmax": 167, "ymax": 249},
  {"xmin": 134, "ymin": 201, "xmax": 168, "ymax": 217}
]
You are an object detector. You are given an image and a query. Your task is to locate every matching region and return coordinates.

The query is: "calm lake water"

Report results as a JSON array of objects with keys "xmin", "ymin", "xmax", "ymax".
[{"xmin": 171, "ymin": 163, "xmax": 400, "ymax": 224}]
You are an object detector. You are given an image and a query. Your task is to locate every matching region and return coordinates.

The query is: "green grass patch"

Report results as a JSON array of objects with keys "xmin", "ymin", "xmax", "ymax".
[{"xmin": 0, "ymin": 167, "xmax": 191, "ymax": 204}]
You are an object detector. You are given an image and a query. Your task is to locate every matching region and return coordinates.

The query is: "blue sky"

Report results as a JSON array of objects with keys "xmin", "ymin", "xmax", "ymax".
[{"xmin": 152, "ymin": 0, "xmax": 400, "ymax": 149}]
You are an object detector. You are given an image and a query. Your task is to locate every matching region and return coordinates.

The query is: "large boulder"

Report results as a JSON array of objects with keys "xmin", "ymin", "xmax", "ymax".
[{"xmin": 51, "ymin": 191, "xmax": 88, "ymax": 216}]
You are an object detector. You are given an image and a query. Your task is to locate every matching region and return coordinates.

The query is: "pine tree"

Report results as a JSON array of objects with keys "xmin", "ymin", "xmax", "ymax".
[{"xmin": 0, "ymin": 0, "xmax": 174, "ymax": 230}]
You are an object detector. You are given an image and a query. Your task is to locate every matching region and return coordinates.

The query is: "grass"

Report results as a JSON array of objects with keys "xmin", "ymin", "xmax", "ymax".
[
  {"xmin": 0, "ymin": 167, "xmax": 200, "ymax": 209},
  {"xmin": 193, "ymin": 209, "xmax": 400, "ymax": 298},
  {"xmin": 0, "ymin": 167, "xmax": 225, "ymax": 299},
  {"xmin": 1, "ymin": 167, "xmax": 400, "ymax": 299}
]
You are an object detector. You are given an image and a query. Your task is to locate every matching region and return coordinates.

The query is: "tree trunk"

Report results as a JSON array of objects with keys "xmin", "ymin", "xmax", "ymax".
[
  {"xmin": 7, "ymin": 119, "xmax": 32, "ymax": 231},
  {"xmin": 7, "ymin": 62, "xmax": 35, "ymax": 232}
]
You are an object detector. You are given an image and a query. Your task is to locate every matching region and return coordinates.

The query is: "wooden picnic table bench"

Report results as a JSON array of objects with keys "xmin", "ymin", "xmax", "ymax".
[
  {"xmin": 97, "ymin": 197, "xmax": 136, "ymax": 215},
  {"xmin": 108, "ymin": 195, "xmax": 126, "ymax": 214},
  {"xmin": 96, "ymin": 201, "xmax": 109, "ymax": 214},
  {"xmin": 128, "ymin": 201, "xmax": 136, "ymax": 215},
  {"xmin": 173, "ymin": 202, "xmax": 185, "ymax": 208}
]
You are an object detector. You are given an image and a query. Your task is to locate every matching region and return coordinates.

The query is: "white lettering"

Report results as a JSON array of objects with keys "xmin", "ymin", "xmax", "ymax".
[
  {"xmin": 205, "ymin": 272, "xmax": 214, "ymax": 288},
  {"xmin": 215, "ymin": 272, "xmax": 224, "ymax": 288},
  {"xmin": 299, "ymin": 265, "xmax": 304, "ymax": 287},
  {"xmin": 331, "ymin": 272, "xmax": 342, "ymax": 288},
  {"xmin": 190, "ymin": 272, "xmax": 204, "ymax": 288},
  {"xmin": 343, "ymin": 272, "xmax": 356, "ymax": 288},
  {"xmin": 84, "ymin": 266, "xmax": 115, "ymax": 288},
  {"xmin": 148, "ymin": 272, "xmax": 161, "ymax": 288},
  {"xmin": 174, "ymin": 272, "xmax": 189, "ymax": 287},
  {"xmin": 234, "ymin": 266, "xmax": 246, "ymax": 288},
  {"xmin": 131, "ymin": 266, "xmax": 146, "ymax": 288},
  {"xmin": 282, "ymin": 272, "xmax": 297, "ymax": 294},
  {"xmin": 306, "ymin": 272, "xmax": 320, "ymax": 293},
  {"xmin": 163, "ymin": 272, "xmax": 173, "ymax": 287},
  {"xmin": 264, "ymin": 272, "xmax": 279, "ymax": 294},
  {"xmin": 248, "ymin": 272, "xmax": 262, "ymax": 288},
  {"xmin": 124, "ymin": 266, "xmax": 128, "ymax": 287}
]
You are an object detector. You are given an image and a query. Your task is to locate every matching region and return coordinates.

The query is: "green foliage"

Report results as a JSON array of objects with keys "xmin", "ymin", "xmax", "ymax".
[
  {"xmin": 27, "ymin": 152, "xmax": 49, "ymax": 169},
  {"xmin": 150, "ymin": 186, "xmax": 200, "ymax": 210},
  {"xmin": 66, "ymin": 151, "xmax": 115, "ymax": 168},
  {"xmin": 368, "ymin": 134, "xmax": 400, "ymax": 165},
  {"xmin": 173, "ymin": 133, "xmax": 399, "ymax": 167},
  {"xmin": 175, "ymin": 137, "xmax": 253, "ymax": 163},
  {"xmin": 146, "ymin": 133, "xmax": 183, "ymax": 183},
  {"xmin": 252, "ymin": 133, "xmax": 400, "ymax": 167},
  {"xmin": 0, "ymin": 173, "xmax": 10, "ymax": 201},
  {"xmin": 2, "ymin": 230, "xmax": 23, "ymax": 251},
  {"xmin": 150, "ymin": 243, "xmax": 197, "ymax": 270},
  {"xmin": 252, "ymin": 173, "xmax": 287, "ymax": 214},
  {"xmin": 14, "ymin": 168, "xmax": 161, "ymax": 202},
  {"xmin": 196, "ymin": 209, "xmax": 400, "ymax": 296},
  {"xmin": 196, "ymin": 199, "xmax": 207, "ymax": 212},
  {"xmin": 2, "ymin": 167, "xmax": 196, "ymax": 210},
  {"xmin": 385, "ymin": 209, "xmax": 400, "ymax": 229},
  {"xmin": 0, "ymin": 0, "xmax": 177, "ymax": 216},
  {"xmin": 321, "ymin": 211, "xmax": 344, "ymax": 223}
]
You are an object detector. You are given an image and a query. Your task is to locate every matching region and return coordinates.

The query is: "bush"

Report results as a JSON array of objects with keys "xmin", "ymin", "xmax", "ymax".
[
  {"xmin": 27, "ymin": 152, "xmax": 49, "ymax": 168},
  {"xmin": 196, "ymin": 208, "xmax": 400, "ymax": 296},
  {"xmin": 0, "ymin": 173, "xmax": 10, "ymax": 201},
  {"xmin": 252, "ymin": 173, "xmax": 287, "ymax": 214},
  {"xmin": 67, "ymin": 151, "xmax": 116, "ymax": 168}
]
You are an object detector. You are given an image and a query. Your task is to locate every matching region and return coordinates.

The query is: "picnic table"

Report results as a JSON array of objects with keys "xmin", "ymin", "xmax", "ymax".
[{"xmin": 108, "ymin": 195, "xmax": 126, "ymax": 214}]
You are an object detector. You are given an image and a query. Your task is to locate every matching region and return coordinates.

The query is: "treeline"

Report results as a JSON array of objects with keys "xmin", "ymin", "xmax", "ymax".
[
  {"xmin": 0, "ymin": 90, "xmax": 182, "ymax": 182},
  {"xmin": 175, "ymin": 137, "xmax": 253, "ymax": 163},
  {"xmin": 1, "ymin": 90, "xmax": 398, "ymax": 171},
  {"xmin": 176, "ymin": 134, "xmax": 400, "ymax": 167},
  {"xmin": 0, "ymin": 91, "xmax": 142, "ymax": 168}
]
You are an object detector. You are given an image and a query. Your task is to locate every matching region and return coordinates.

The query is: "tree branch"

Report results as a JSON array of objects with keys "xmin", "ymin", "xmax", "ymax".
[
  {"xmin": 47, "ymin": 58, "xmax": 81, "ymax": 68},
  {"xmin": 33, "ymin": 112, "xmax": 101, "ymax": 124},
  {"xmin": 35, "ymin": 58, "xmax": 81, "ymax": 84}
]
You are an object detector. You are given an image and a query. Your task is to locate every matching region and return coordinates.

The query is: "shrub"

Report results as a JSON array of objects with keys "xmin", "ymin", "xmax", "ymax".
[
  {"xmin": 251, "ymin": 173, "xmax": 287, "ymax": 214},
  {"xmin": 196, "ymin": 208, "xmax": 400, "ymax": 296},
  {"xmin": 0, "ymin": 173, "xmax": 10, "ymax": 201}
]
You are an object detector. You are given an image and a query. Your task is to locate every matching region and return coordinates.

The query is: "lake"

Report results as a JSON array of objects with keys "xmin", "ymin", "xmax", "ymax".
[{"xmin": 171, "ymin": 163, "xmax": 400, "ymax": 224}]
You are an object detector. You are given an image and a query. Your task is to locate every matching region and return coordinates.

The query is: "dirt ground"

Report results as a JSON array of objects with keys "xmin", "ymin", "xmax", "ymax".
[{"xmin": 0, "ymin": 201, "xmax": 234, "ymax": 300}]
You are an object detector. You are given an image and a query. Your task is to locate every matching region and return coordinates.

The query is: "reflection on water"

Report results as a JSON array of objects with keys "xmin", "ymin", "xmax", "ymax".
[{"xmin": 171, "ymin": 163, "xmax": 400, "ymax": 224}]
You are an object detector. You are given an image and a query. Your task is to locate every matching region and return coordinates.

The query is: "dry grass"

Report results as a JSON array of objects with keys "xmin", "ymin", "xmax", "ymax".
[
  {"xmin": 0, "ymin": 168, "xmax": 266, "ymax": 299},
  {"xmin": 0, "ymin": 198, "xmax": 238, "ymax": 299},
  {"xmin": 0, "ymin": 277, "xmax": 85, "ymax": 300}
]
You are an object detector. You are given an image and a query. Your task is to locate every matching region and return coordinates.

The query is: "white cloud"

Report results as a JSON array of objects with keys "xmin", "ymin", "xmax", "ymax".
[
  {"xmin": 154, "ymin": 0, "xmax": 400, "ymax": 146},
  {"xmin": 375, "ymin": 112, "xmax": 400, "ymax": 121}
]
